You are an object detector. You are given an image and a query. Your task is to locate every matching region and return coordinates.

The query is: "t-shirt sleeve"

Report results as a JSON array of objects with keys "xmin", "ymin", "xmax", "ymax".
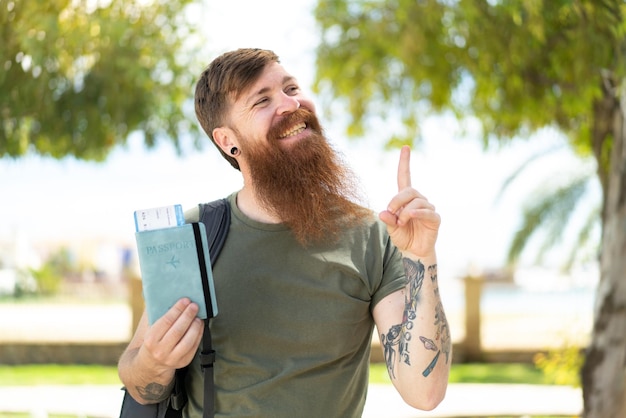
[
  {"xmin": 184, "ymin": 205, "xmax": 200, "ymax": 223},
  {"xmin": 369, "ymin": 224, "xmax": 406, "ymax": 309}
]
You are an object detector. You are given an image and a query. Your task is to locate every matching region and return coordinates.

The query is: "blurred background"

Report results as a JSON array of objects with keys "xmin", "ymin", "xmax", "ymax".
[{"xmin": 2, "ymin": 0, "xmax": 624, "ymax": 417}]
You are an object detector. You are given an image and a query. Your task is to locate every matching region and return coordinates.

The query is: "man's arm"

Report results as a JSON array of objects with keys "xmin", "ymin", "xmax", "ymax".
[
  {"xmin": 373, "ymin": 253, "xmax": 450, "ymax": 410},
  {"xmin": 377, "ymin": 146, "xmax": 450, "ymax": 409},
  {"xmin": 118, "ymin": 298, "xmax": 204, "ymax": 404}
]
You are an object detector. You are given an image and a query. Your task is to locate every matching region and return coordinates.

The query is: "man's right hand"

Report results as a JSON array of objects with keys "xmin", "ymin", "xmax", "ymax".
[
  {"xmin": 141, "ymin": 298, "xmax": 205, "ymax": 372},
  {"xmin": 118, "ymin": 298, "xmax": 204, "ymax": 404}
]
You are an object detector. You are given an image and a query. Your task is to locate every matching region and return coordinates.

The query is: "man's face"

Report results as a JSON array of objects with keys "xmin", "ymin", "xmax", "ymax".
[
  {"xmin": 225, "ymin": 61, "xmax": 318, "ymax": 153},
  {"xmin": 216, "ymin": 61, "xmax": 368, "ymax": 246}
]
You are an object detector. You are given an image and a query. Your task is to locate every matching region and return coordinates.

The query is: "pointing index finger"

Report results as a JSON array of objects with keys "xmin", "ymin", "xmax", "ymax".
[{"xmin": 397, "ymin": 145, "xmax": 412, "ymax": 191}]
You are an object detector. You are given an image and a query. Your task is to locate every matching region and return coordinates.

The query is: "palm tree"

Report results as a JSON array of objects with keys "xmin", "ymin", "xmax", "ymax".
[{"xmin": 499, "ymin": 144, "xmax": 601, "ymax": 272}]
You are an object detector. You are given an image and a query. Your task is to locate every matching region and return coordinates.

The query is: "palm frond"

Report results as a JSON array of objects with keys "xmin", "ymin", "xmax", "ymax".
[
  {"xmin": 561, "ymin": 206, "xmax": 602, "ymax": 272},
  {"xmin": 495, "ymin": 143, "xmax": 566, "ymax": 204},
  {"xmin": 507, "ymin": 170, "xmax": 596, "ymax": 267}
]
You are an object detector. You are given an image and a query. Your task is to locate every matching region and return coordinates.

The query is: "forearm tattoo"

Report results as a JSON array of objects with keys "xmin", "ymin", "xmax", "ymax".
[
  {"xmin": 137, "ymin": 381, "xmax": 172, "ymax": 403},
  {"xmin": 381, "ymin": 259, "xmax": 451, "ymax": 379}
]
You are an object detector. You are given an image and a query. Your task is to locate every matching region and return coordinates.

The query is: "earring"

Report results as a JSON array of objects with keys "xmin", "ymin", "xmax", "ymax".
[{"xmin": 230, "ymin": 147, "xmax": 238, "ymax": 156}]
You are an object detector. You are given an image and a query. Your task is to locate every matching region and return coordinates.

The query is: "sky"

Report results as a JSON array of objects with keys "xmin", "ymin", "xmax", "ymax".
[{"xmin": 0, "ymin": 0, "xmax": 595, "ymax": 281}]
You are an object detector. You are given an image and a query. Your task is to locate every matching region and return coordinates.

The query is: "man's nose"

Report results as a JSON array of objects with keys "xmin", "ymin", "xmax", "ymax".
[{"xmin": 276, "ymin": 93, "xmax": 300, "ymax": 115}]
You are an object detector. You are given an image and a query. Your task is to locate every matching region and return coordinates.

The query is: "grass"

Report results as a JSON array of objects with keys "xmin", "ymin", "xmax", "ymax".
[
  {"xmin": 0, "ymin": 364, "xmax": 121, "ymax": 386},
  {"xmin": 369, "ymin": 362, "xmax": 547, "ymax": 385},
  {"xmin": 0, "ymin": 362, "xmax": 548, "ymax": 386},
  {"xmin": 449, "ymin": 362, "xmax": 547, "ymax": 384},
  {"xmin": 0, "ymin": 364, "xmax": 572, "ymax": 418},
  {"xmin": 0, "ymin": 293, "xmax": 125, "ymax": 305},
  {"xmin": 0, "ymin": 415, "xmax": 77, "ymax": 418},
  {"xmin": 0, "ymin": 415, "xmax": 570, "ymax": 418}
]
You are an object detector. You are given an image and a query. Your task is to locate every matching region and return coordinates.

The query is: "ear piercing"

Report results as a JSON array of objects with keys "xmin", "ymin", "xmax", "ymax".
[{"xmin": 230, "ymin": 147, "xmax": 239, "ymax": 156}]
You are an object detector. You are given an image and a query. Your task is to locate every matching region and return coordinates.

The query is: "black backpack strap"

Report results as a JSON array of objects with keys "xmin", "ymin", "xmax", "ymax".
[
  {"xmin": 199, "ymin": 323, "xmax": 216, "ymax": 418},
  {"xmin": 197, "ymin": 198, "xmax": 231, "ymax": 418},
  {"xmin": 200, "ymin": 198, "xmax": 231, "ymax": 266},
  {"xmin": 168, "ymin": 367, "xmax": 189, "ymax": 411}
]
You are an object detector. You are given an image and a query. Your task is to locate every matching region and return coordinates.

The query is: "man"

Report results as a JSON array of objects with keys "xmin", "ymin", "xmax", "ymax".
[{"xmin": 118, "ymin": 48, "xmax": 451, "ymax": 417}]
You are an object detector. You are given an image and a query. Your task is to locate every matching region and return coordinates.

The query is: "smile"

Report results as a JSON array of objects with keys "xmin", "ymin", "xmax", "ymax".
[{"xmin": 278, "ymin": 123, "xmax": 306, "ymax": 139}]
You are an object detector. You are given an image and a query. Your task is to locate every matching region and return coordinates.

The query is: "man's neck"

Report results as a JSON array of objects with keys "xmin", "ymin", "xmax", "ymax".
[{"xmin": 236, "ymin": 186, "xmax": 283, "ymax": 224}]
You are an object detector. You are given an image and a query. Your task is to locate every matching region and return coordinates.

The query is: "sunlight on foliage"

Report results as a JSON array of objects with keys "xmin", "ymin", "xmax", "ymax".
[
  {"xmin": 1, "ymin": 0, "xmax": 203, "ymax": 161},
  {"xmin": 534, "ymin": 346, "xmax": 584, "ymax": 387}
]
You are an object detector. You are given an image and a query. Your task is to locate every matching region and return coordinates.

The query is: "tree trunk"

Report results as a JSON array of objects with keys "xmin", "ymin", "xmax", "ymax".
[{"xmin": 581, "ymin": 95, "xmax": 626, "ymax": 417}]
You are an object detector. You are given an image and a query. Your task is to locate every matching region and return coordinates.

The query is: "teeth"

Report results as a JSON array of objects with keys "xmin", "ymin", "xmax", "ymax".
[{"xmin": 279, "ymin": 123, "xmax": 306, "ymax": 139}]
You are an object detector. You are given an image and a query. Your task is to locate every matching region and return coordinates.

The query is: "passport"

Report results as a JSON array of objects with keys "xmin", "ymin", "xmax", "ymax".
[{"xmin": 135, "ymin": 222, "xmax": 218, "ymax": 325}]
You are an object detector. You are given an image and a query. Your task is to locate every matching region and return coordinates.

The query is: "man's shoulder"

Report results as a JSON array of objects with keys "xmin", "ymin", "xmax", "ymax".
[
  {"xmin": 335, "ymin": 212, "xmax": 391, "ymax": 249},
  {"xmin": 184, "ymin": 206, "xmax": 200, "ymax": 223},
  {"xmin": 184, "ymin": 194, "xmax": 235, "ymax": 224}
]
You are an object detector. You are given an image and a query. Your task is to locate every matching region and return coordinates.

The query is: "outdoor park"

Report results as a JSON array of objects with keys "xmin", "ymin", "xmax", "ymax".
[{"xmin": 1, "ymin": 0, "xmax": 625, "ymax": 417}]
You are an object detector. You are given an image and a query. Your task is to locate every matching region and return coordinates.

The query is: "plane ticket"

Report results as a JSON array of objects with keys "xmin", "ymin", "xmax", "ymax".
[{"xmin": 134, "ymin": 204, "xmax": 185, "ymax": 232}]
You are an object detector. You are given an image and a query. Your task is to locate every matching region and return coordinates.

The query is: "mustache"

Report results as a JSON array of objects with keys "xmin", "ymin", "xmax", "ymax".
[{"xmin": 267, "ymin": 108, "xmax": 322, "ymax": 141}]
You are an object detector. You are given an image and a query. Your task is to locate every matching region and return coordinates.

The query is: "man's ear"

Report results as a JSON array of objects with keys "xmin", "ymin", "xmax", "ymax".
[{"xmin": 213, "ymin": 127, "xmax": 236, "ymax": 155}]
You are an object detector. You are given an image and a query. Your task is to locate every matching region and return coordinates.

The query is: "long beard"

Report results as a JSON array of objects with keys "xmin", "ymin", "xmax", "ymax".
[{"xmin": 243, "ymin": 110, "xmax": 372, "ymax": 246}]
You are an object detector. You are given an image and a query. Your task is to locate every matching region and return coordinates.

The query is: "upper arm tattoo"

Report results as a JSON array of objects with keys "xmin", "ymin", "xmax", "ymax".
[{"xmin": 380, "ymin": 258, "xmax": 451, "ymax": 379}]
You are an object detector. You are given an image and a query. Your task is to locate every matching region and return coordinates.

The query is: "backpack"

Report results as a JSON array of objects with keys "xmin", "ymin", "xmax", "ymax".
[{"xmin": 120, "ymin": 198, "xmax": 231, "ymax": 418}]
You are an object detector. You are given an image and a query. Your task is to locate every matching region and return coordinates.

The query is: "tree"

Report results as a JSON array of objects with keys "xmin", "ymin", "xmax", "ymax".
[
  {"xmin": 313, "ymin": 1, "xmax": 626, "ymax": 416},
  {"xmin": 0, "ymin": 0, "xmax": 201, "ymax": 161}
]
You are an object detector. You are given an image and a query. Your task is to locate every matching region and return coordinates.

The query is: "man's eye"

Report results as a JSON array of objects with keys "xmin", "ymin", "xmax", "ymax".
[
  {"xmin": 286, "ymin": 86, "xmax": 299, "ymax": 95},
  {"xmin": 254, "ymin": 98, "xmax": 269, "ymax": 106}
]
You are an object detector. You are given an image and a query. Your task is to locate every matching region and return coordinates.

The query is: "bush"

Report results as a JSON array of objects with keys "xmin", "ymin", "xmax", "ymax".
[
  {"xmin": 19, "ymin": 247, "xmax": 75, "ymax": 297},
  {"xmin": 13, "ymin": 269, "xmax": 37, "ymax": 297},
  {"xmin": 534, "ymin": 345, "xmax": 584, "ymax": 387},
  {"xmin": 29, "ymin": 264, "xmax": 63, "ymax": 296}
]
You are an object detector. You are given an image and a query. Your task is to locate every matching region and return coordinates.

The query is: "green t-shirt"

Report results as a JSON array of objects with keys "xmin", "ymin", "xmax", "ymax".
[{"xmin": 184, "ymin": 193, "xmax": 406, "ymax": 418}]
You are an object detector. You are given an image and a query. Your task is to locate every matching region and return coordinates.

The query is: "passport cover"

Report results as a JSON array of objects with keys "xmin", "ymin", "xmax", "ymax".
[{"xmin": 135, "ymin": 222, "xmax": 218, "ymax": 325}]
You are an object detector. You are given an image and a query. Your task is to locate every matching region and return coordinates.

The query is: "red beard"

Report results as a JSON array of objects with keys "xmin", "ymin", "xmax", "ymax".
[{"xmin": 242, "ymin": 109, "xmax": 372, "ymax": 246}]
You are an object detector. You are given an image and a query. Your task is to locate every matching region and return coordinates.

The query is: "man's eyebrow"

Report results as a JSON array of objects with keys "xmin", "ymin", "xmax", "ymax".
[{"xmin": 244, "ymin": 76, "xmax": 297, "ymax": 105}]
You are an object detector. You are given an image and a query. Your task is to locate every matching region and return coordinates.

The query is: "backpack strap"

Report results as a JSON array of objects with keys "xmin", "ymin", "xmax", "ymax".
[{"xmin": 200, "ymin": 198, "xmax": 231, "ymax": 266}]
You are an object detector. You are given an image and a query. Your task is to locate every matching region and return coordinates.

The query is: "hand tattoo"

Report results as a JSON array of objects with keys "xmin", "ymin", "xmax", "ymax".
[{"xmin": 137, "ymin": 382, "xmax": 171, "ymax": 402}]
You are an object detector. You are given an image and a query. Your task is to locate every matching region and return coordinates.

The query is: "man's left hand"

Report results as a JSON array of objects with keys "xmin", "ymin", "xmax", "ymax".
[{"xmin": 379, "ymin": 146, "xmax": 441, "ymax": 258}]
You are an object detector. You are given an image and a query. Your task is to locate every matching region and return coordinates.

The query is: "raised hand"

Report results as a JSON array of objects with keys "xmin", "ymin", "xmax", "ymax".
[{"xmin": 378, "ymin": 146, "xmax": 441, "ymax": 258}]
